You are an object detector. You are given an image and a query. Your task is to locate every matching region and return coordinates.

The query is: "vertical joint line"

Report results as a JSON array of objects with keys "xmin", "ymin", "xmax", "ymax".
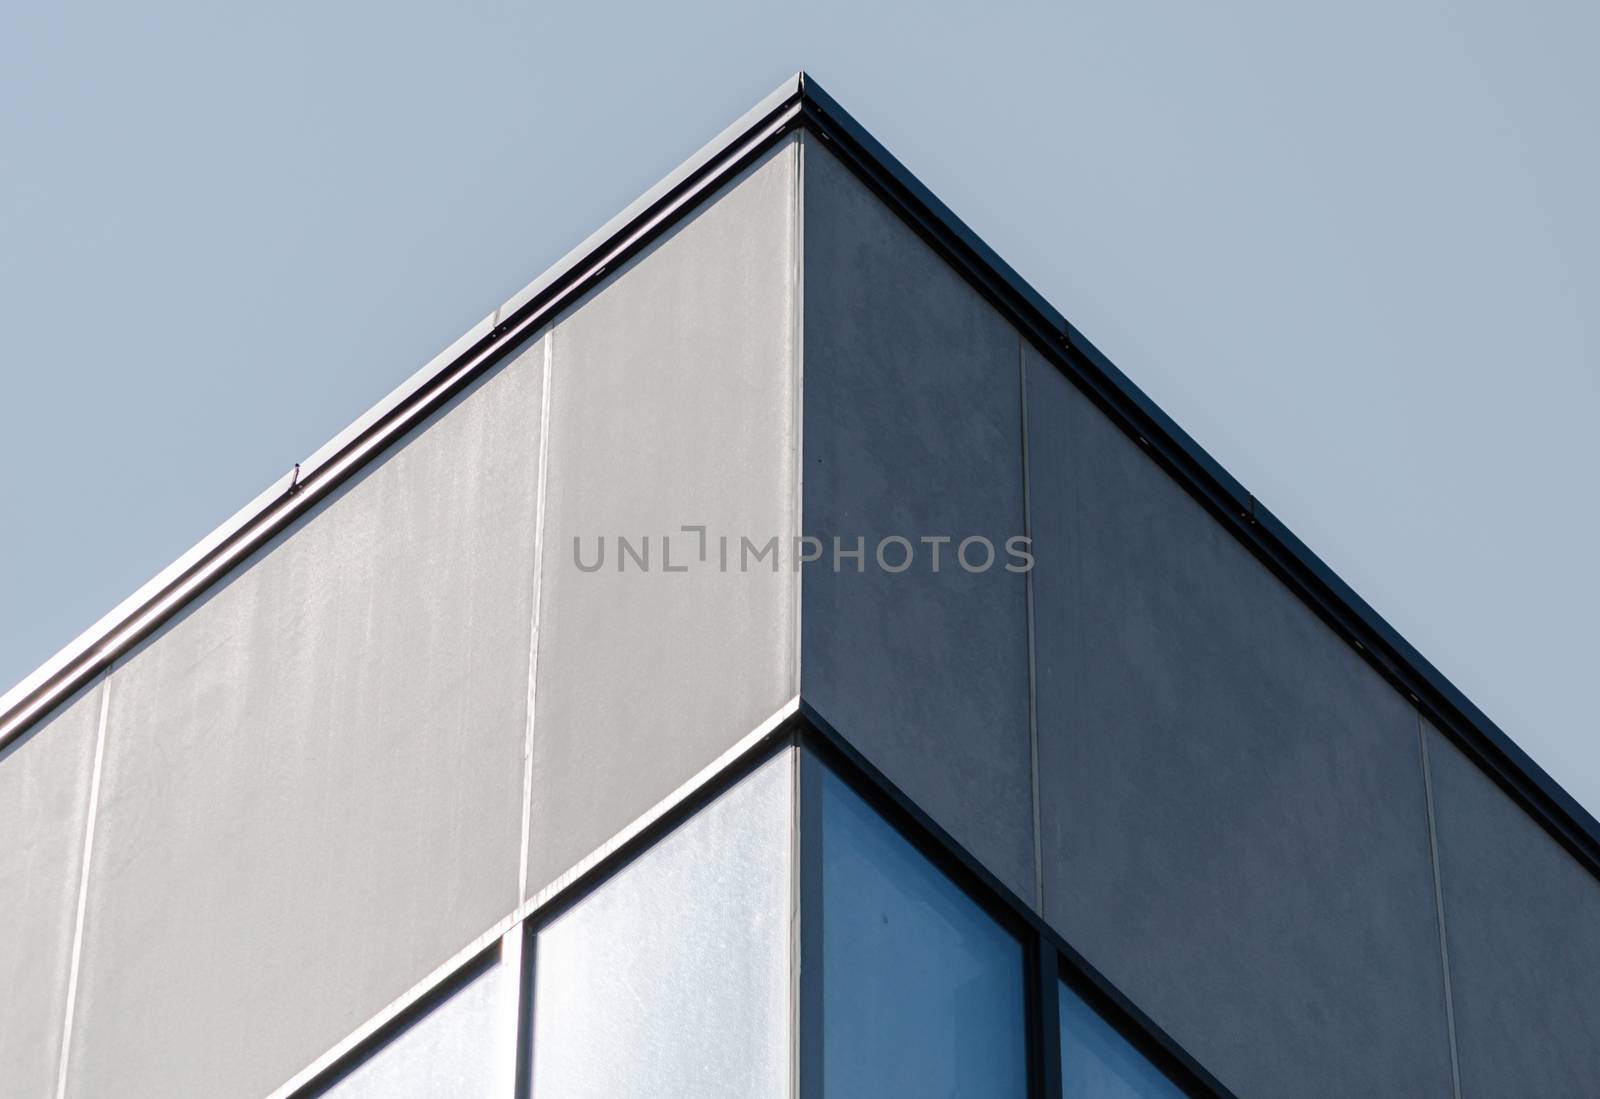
[
  {"xmin": 789, "ymin": 131, "xmax": 809, "ymax": 1099},
  {"xmin": 56, "ymin": 674, "xmax": 112, "ymax": 1099},
  {"xmin": 520, "ymin": 331, "xmax": 556, "ymax": 905},
  {"xmin": 1419, "ymin": 714, "xmax": 1463, "ymax": 1099},
  {"xmin": 1019, "ymin": 334, "xmax": 1043, "ymax": 910},
  {"xmin": 790, "ymin": 131, "xmax": 805, "ymax": 699}
]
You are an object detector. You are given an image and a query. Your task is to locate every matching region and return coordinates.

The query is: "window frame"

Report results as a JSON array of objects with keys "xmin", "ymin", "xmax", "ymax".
[
  {"xmin": 799, "ymin": 746, "xmax": 1034, "ymax": 1098},
  {"xmin": 796, "ymin": 703, "xmax": 1230, "ymax": 1099},
  {"xmin": 285, "ymin": 706, "xmax": 1234, "ymax": 1099},
  {"xmin": 292, "ymin": 941, "xmax": 504, "ymax": 1098}
]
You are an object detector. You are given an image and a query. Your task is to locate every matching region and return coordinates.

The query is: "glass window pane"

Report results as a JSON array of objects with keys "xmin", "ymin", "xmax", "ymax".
[
  {"xmin": 1060, "ymin": 981, "xmax": 1187, "ymax": 1098},
  {"xmin": 530, "ymin": 750, "xmax": 793, "ymax": 1098},
  {"xmin": 320, "ymin": 951, "xmax": 517, "ymax": 1098},
  {"xmin": 820, "ymin": 763, "xmax": 1027, "ymax": 1097}
]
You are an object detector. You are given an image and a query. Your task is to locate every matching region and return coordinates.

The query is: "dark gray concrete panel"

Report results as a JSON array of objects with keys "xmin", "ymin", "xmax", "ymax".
[
  {"xmin": 1427, "ymin": 722, "xmax": 1600, "ymax": 1097},
  {"xmin": 64, "ymin": 342, "xmax": 545, "ymax": 1099},
  {"xmin": 800, "ymin": 140, "xmax": 1035, "ymax": 905},
  {"xmin": 0, "ymin": 680, "xmax": 102, "ymax": 1099},
  {"xmin": 1028, "ymin": 349, "xmax": 1455, "ymax": 1098},
  {"xmin": 529, "ymin": 140, "xmax": 798, "ymax": 899}
]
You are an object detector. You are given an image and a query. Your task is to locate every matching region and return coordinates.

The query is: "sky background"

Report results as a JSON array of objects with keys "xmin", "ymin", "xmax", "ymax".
[{"xmin": 2, "ymin": 2, "xmax": 1595, "ymax": 813}]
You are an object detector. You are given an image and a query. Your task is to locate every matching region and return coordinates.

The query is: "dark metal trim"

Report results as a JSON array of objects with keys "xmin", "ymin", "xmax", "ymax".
[
  {"xmin": 514, "ymin": 918, "xmax": 535, "ymax": 1099},
  {"xmin": 1031, "ymin": 935, "xmax": 1065, "ymax": 1099},
  {"xmin": 793, "ymin": 72, "xmax": 1600, "ymax": 885},
  {"xmin": 524, "ymin": 720, "xmax": 803, "ymax": 934},
  {"xmin": 1058, "ymin": 958, "xmax": 1224, "ymax": 1098},
  {"xmin": 287, "ymin": 939, "xmax": 502, "ymax": 1098}
]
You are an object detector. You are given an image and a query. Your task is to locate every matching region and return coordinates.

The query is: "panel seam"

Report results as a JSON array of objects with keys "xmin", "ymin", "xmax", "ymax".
[
  {"xmin": 1419, "ymin": 713, "xmax": 1464, "ymax": 1099},
  {"xmin": 789, "ymin": 138, "xmax": 806, "ymax": 1099},
  {"xmin": 790, "ymin": 131, "xmax": 805, "ymax": 700},
  {"xmin": 54, "ymin": 673, "xmax": 112, "ymax": 1099},
  {"xmin": 1019, "ymin": 333, "xmax": 1044, "ymax": 911},
  {"xmin": 519, "ymin": 331, "xmax": 556, "ymax": 905}
]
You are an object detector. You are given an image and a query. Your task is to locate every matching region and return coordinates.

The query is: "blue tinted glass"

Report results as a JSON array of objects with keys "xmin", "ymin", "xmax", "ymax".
[
  {"xmin": 1060, "ymin": 981, "xmax": 1187, "ymax": 1098},
  {"xmin": 820, "ymin": 765, "xmax": 1027, "ymax": 1098}
]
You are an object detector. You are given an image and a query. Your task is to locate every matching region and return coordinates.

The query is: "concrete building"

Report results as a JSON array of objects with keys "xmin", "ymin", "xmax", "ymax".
[{"xmin": 3, "ymin": 74, "xmax": 1597, "ymax": 1099}]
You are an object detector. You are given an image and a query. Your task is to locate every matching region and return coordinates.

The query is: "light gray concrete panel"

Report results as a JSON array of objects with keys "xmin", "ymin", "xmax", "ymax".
[
  {"xmin": 529, "ymin": 140, "xmax": 798, "ymax": 898},
  {"xmin": 800, "ymin": 141, "xmax": 1035, "ymax": 904},
  {"xmin": 1027, "ymin": 349, "xmax": 1455, "ymax": 1097},
  {"xmin": 1427, "ymin": 723, "xmax": 1600, "ymax": 1097},
  {"xmin": 64, "ymin": 340, "xmax": 546, "ymax": 1099},
  {"xmin": 0, "ymin": 680, "xmax": 102, "ymax": 1099}
]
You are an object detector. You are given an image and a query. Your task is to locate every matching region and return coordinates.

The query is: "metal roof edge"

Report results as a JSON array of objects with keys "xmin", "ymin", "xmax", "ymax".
[
  {"xmin": 4, "ymin": 71, "xmax": 1594, "ymax": 887},
  {"xmin": 0, "ymin": 74, "xmax": 805, "ymax": 748},
  {"xmin": 297, "ymin": 72, "xmax": 805, "ymax": 482}
]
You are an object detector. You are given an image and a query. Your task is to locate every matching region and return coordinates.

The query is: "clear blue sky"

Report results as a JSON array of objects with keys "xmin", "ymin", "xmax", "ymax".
[{"xmin": 3, "ymin": 2, "xmax": 1595, "ymax": 814}]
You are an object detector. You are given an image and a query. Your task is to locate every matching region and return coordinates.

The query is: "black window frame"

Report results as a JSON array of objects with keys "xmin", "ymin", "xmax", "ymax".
[{"xmin": 291, "ymin": 705, "xmax": 1234, "ymax": 1099}]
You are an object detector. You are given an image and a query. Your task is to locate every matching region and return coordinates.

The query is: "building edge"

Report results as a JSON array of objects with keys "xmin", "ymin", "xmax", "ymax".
[{"xmin": 3, "ymin": 70, "xmax": 1595, "ymax": 894}]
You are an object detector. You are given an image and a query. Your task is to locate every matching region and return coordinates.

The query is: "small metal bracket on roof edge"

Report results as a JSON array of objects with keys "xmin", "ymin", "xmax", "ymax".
[{"xmin": 287, "ymin": 462, "xmax": 302, "ymax": 496}]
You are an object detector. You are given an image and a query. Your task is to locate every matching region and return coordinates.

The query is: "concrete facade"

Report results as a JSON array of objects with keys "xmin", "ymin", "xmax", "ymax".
[
  {"xmin": 1, "ymin": 80, "xmax": 1593, "ymax": 1098},
  {"xmin": 65, "ymin": 345, "xmax": 545, "ymax": 1099},
  {"xmin": 0, "ymin": 681, "xmax": 102, "ymax": 1099},
  {"xmin": 528, "ymin": 140, "xmax": 799, "ymax": 900},
  {"xmin": 801, "ymin": 140, "xmax": 1036, "ymax": 905},
  {"xmin": 1026, "ymin": 347, "xmax": 1455, "ymax": 1097},
  {"xmin": 1427, "ymin": 721, "xmax": 1600, "ymax": 1096}
]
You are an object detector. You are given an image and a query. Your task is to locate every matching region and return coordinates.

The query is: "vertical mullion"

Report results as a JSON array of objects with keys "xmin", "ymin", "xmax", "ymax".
[
  {"xmin": 495, "ymin": 927, "xmax": 524, "ymax": 1099},
  {"xmin": 1032, "ymin": 932, "xmax": 1064, "ymax": 1099},
  {"xmin": 796, "ymin": 747, "xmax": 825, "ymax": 1099},
  {"xmin": 513, "ymin": 919, "xmax": 535, "ymax": 1099}
]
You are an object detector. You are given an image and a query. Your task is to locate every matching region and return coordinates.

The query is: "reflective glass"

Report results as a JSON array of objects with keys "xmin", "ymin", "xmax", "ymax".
[
  {"xmin": 321, "ymin": 952, "xmax": 517, "ymax": 1097},
  {"xmin": 819, "ymin": 763, "xmax": 1027, "ymax": 1097},
  {"xmin": 530, "ymin": 750, "xmax": 793, "ymax": 1098},
  {"xmin": 1060, "ymin": 981, "xmax": 1187, "ymax": 1098}
]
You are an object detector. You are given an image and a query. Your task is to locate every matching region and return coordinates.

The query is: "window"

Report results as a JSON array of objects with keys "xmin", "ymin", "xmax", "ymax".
[
  {"xmin": 817, "ymin": 760, "xmax": 1028, "ymax": 1097},
  {"xmin": 316, "ymin": 948, "xmax": 517, "ymax": 1098},
  {"xmin": 1060, "ymin": 980, "xmax": 1188, "ymax": 1098},
  {"xmin": 528, "ymin": 750, "xmax": 793, "ymax": 1098},
  {"xmin": 293, "ymin": 737, "xmax": 1217, "ymax": 1099}
]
